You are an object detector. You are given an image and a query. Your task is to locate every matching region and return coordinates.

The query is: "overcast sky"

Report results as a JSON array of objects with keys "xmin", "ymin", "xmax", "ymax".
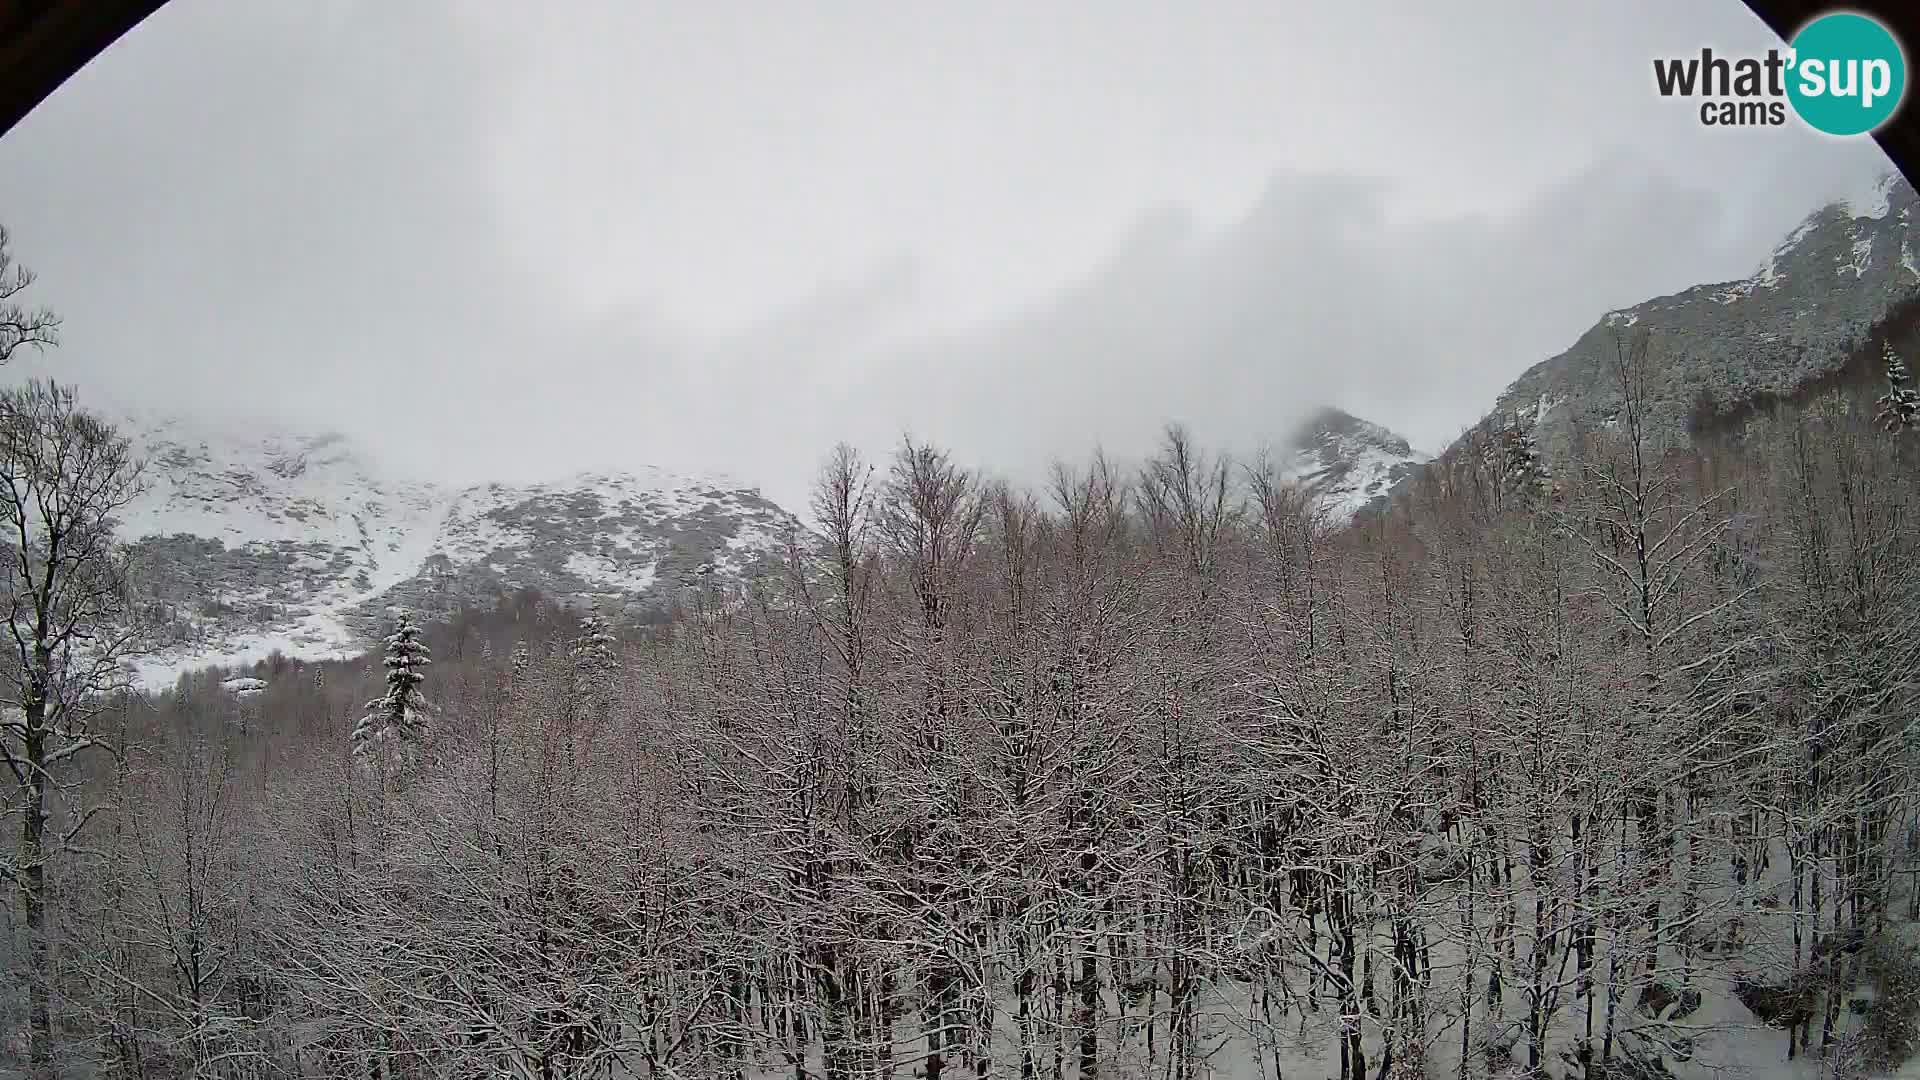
[{"xmin": 0, "ymin": 0, "xmax": 1897, "ymax": 511}]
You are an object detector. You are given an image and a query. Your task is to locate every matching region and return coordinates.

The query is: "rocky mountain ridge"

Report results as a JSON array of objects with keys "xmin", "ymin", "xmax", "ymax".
[
  {"xmin": 115, "ymin": 412, "xmax": 800, "ymax": 689},
  {"xmin": 1467, "ymin": 170, "xmax": 1920, "ymax": 463}
]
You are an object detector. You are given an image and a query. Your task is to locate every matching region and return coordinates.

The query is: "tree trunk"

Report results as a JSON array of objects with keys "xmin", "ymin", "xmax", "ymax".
[{"xmin": 22, "ymin": 687, "xmax": 53, "ymax": 1080}]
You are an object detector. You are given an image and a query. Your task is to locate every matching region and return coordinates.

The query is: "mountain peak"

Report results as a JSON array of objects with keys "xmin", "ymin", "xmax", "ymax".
[
  {"xmin": 1835, "ymin": 168, "xmax": 1904, "ymax": 223},
  {"xmin": 1293, "ymin": 406, "xmax": 1417, "ymax": 458},
  {"xmin": 1279, "ymin": 406, "xmax": 1427, "ymax": 521}
]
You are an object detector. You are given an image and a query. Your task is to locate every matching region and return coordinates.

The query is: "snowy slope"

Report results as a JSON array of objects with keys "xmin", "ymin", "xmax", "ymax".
[
  {"xmin": 116, "ymin": 413, "xmax": 802, "ymax": 689},
  {"xmin": 1279, "ymin": 407, "xmax": 1430, "ymax": 521},
  {"xmin": 1472, "ymin": 170, "xmax": 1920, "ymax": 466}
]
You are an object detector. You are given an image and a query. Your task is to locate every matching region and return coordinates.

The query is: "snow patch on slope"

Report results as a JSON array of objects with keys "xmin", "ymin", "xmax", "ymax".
[
  {"xmin": 565, "ymin": 551, "xmax": 660, "ymax": 593},
  {"xmin": 1844, "ymin": 234, "xmax": 1875, "ymax": 278},
  {"xmin": 1716, "ymin": 186, "xmax": 1896, "ymax": 300}
]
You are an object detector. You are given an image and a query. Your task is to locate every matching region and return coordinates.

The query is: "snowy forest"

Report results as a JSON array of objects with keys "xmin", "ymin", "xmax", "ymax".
[{"xmin": 6, "ymin": 239, "xmax": 1920, "ymax": 1078}]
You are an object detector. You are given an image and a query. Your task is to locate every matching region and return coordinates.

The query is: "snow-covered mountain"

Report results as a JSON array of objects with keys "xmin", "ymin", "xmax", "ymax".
[
  {"xmin": 113, "ymin": 399, "xmax": 1421, "ymax": 685},
  {"xmin": 1470, "ymin": 170, "xmax": 1920, "ymax": 463},
  {"xmin": 1279, "ymin": 406, "xmax": 1430, "ymax": 521},
  {"xmin": 115, "ymin": 412, "xmax": 801, "ymax": 689},
  {"xmin": 115, "ymin": 173, "xmax": 1911, "ymax": 685}
]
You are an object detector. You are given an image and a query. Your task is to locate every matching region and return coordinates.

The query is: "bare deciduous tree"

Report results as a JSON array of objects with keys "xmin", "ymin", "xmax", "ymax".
[
  {"xmin": 0, "ymin": 228, "xmax": 59, "ymax": 367},
  {"xmin": 0, "ymin": 381, "xmax": 145, "ymax": 1079}
]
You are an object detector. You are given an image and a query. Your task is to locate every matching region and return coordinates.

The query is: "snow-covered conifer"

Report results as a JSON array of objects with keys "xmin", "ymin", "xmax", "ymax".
[
  {"xmin": 570, "ymin": 614, "xmax": 619, "ymax": 674},
  {"xmin": 568, "ymin": 614, "xmax": 620, "ymax": 729},
  {"xmin": 353, "ymin": 613, "xmax": 432, "ymax": 760},
  {"xmin": 1503, "ymin": 416, "xmax": 1551, "ymax": 503},
  {"xmin": 1875, "ymin": 342, "xmax": 1919, "ymax": 433}
]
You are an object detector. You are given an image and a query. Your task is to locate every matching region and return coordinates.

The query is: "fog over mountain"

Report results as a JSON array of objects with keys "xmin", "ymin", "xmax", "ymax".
[
  {"xmin": 91, "ymin": 170, "xmax": 1920, "ymax": 682},
  {"xmin": 0, "ymin": 0, "xmax": 1899, "ymax": 513}
]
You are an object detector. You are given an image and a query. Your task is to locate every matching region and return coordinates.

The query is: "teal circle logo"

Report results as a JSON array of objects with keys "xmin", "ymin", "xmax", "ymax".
[{"xmin": 1787, "ymin": 13, "xmax": 1906, "ymax": 136}]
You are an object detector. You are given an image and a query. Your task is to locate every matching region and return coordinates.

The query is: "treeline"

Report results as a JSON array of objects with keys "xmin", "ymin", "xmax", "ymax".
[{"xmin": 7, "ymin": 333, "xmax": 1920, "ymax": 1080}]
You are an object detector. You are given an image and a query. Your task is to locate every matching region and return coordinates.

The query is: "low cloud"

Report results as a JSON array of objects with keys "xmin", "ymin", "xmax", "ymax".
[{"xmin": 0, "ymin": 0, "xmax": 1895, "ymax": 513}]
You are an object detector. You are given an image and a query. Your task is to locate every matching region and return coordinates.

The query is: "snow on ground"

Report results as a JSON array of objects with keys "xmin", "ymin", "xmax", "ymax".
[
  {"xmin": 723, "ymin": 966, "xmax": 1871, "ymax": 1080},
  {"xmin": 724, "ymin": 849, "xmax": 1913, "ymax": 1080}
]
